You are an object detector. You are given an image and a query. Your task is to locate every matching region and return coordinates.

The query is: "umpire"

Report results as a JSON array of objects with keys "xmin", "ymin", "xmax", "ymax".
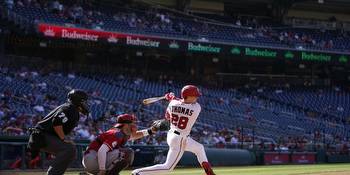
[{"xmin": 27, "ymin": 89, "xmax": 89, "ymax": 175}]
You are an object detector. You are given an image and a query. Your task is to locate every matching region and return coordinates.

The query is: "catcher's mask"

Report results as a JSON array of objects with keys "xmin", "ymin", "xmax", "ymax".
[{"xmin": 114, "ymin": 114, "xmax": 136, "ymax": 128}]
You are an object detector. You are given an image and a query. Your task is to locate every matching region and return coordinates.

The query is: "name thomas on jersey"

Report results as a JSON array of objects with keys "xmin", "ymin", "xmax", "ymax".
[{"xmin": 171, "ymin": 106, "xmax": 194, "ymax": 116}]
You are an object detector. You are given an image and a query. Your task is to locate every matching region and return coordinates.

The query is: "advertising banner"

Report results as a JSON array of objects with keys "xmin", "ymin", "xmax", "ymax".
[
  {"xmin": 264, "ymin": 152, "xmax": 290, "ymax": 165},
  {"xmin": 38, "ymin": 23, "xmax": 350, "ymax": 64},
  {"xmin": 291, "ymin": 152, "xmax": 316, "ymax": 164}
]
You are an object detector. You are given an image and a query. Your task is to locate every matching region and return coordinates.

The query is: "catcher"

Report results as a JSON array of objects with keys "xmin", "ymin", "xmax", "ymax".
[{"xmin": 82, "ymin": 114, "xmax": 169, "ymax": 175}]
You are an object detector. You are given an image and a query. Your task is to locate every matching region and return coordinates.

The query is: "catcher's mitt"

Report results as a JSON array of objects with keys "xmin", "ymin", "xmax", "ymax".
[{"xmin": 151, "ymin": 119, "xmax": 170, "ymax": 131}]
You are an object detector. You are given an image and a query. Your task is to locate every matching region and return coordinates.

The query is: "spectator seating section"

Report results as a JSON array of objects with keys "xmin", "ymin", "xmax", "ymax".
[
  {"xmin": 1, "ymin": 67, "xmax": 349, "ymax": 143},
  {"xmin": 1, "ymin": 1, "xmax": 349, "ymax": 52}
]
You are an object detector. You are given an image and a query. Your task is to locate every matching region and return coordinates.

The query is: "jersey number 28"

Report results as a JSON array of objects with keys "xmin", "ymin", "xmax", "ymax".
[{"xmin": 171, "ymin": 114, "xmax": 189, "ymax": 129}]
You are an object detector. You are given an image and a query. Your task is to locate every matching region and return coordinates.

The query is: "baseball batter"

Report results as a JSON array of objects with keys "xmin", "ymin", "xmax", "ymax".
[{"xmin": 132, "ymin": 85, "xmax": 216, "ymax": 175}]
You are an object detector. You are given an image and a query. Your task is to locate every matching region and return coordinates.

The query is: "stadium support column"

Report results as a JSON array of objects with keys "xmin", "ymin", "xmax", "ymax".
[
  {"xmin": 271, "ymin": 0, "xmax": 293, "ymax": 22},
  {"xmin": 176, "ymin": 0, "xmax": 190, "ymax": 12},
  {"xmin": 0, "ymin": 33, "xmax": 4, "ymax": 55},
  {"xmin": 311, "ymin": 64, "xmax": 316, "ymax": 86}
]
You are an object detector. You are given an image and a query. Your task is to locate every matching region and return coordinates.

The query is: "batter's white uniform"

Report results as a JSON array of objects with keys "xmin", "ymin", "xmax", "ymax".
[{"xmin": 132, "ymin": 99, "xmax": 208, "ymax": 175}]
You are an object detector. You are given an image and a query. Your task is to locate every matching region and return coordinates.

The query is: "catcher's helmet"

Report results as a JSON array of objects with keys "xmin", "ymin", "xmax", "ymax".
[
  {"xmin": 67, "ymin": 89, "xmax": 89, "ymax": 115},
  {"xmin": 114, "ymin": 114, "xmax": 136, "ymax": 128},
  {"xmin": 181, "ymin": 85, "xmax": 201, "ymax": 98}
]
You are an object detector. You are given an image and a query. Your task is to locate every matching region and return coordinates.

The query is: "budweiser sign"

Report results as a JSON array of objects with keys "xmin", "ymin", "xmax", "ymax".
[
  {"xmin": 61, "ymin": 29, "xmax": 99, "ymax": 41},
  {"xmin": 38, "ymin": 24, "xmax": 162, "ymax": 46},
  {"xmin": 39, "ymin": 24, "xmax": 105, "ymax": 42},
  {"xmin": 126, "ymin": 36, "xmax": 160, "ymax": 47}
]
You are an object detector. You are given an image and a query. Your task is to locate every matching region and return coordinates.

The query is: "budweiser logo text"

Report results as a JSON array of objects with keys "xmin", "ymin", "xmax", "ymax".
[
  {"xmin": 61, "ymin": 29, "xmax": 99, "ymax": 41},
  {"xmin": 126, "ymin": 36, "xmax": 160, "ymax": 47}
]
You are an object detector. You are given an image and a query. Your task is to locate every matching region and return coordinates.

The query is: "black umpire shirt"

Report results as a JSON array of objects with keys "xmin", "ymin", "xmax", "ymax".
[{"xmin": 36, "ymin": 102, "xmax": 80, "ymax": 137}]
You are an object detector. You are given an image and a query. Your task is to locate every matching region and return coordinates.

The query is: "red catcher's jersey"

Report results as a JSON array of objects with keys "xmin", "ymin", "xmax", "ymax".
[{"xmin": 87, "ymin": 128, "xmax": 130, "ymax": 152}]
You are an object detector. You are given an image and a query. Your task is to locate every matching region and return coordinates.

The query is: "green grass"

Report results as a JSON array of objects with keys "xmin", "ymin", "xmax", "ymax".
[
  {"xmin": 65, "ymin": 163, "xmax": 350, "ymax": 175},
  {"xmin": 3, "ymin": 164, "xmax": 350, "ymax": 175},
  {"xmin": 115, "ymin": 164, "xmax": 350, "ymax": 175}
]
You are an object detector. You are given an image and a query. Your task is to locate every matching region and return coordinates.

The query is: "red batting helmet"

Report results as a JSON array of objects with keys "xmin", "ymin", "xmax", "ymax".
[
  {"xmin": 181, "ymin": 85, "xmax": 201, "ymax": 98},
  {"xmin": 114, "ymin": 114, "xmax": 136, "ymax": 128}
]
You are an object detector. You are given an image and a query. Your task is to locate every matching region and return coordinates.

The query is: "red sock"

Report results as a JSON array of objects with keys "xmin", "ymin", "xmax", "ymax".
[
  {"xmin": 10, "ymin": 158, "xmax": 22, "ymax": 169},
  {"xmin": 201, "ymin": 162, "xmax": 215, "ymax": 175}
]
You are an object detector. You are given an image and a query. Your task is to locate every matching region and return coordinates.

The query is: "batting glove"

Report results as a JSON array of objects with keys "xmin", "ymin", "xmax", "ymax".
[{"xmin": 164, "ymin": 92, "xmax": 175, "ymax": 101}]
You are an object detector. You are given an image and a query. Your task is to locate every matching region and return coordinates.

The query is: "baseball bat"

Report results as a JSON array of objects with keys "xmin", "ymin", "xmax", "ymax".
[{"xmin": 142, "ymin": 96, "xmax": 166, "ymax": 105}]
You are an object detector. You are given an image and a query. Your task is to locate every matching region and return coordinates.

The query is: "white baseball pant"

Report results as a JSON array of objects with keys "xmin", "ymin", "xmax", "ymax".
[{"xmin": 132, "ymin": 130, "xmax": 208, "ymax": 175}]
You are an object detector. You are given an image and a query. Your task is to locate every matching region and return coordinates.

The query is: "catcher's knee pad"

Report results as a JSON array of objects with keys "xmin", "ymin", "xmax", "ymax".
[
  {"xmin": 82, "ymin": 151, "xmax": 99, "ymax": 174},
  {"xmin": 119, "ymin": 148, "xmax": 135, "ymax": 165},
  {"xmin": 106, "ymin": 148, "xmax": 134, "ymax": 175}
]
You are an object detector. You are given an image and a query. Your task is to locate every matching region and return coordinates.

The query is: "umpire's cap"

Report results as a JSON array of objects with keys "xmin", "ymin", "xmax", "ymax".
[
  {"xmin": 67, "ymin": 89, "xmax": 89, "ymax": 115},
  {"xmin": 114, "ymin": 114, "xmax": 136, "ymax": 128}
]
